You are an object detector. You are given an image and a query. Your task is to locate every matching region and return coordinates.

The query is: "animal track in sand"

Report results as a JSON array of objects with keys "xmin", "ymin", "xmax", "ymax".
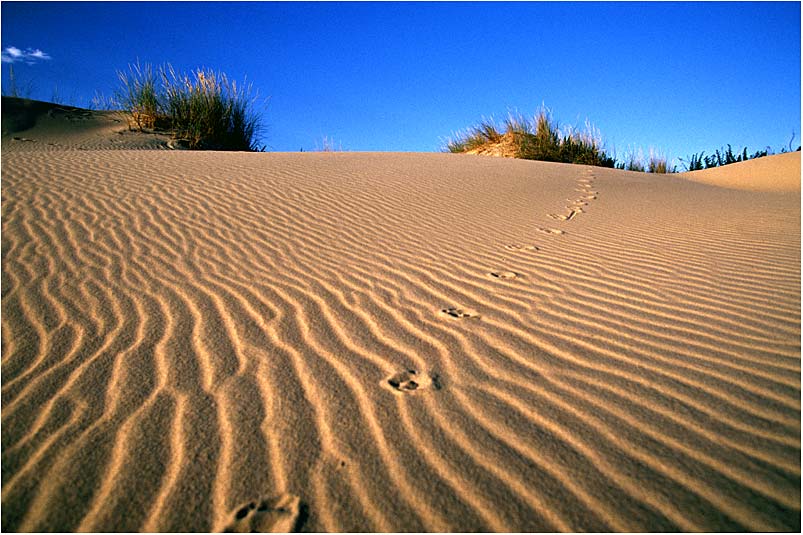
[
  {"xmin": 441, "ymin": 307, "xmax": 480, "ymax": 319},
  {"xmin": 545, "ymin": 173, "xmax": 596, "ymax": 223},
  {"xmin": 504, "ymin": 244, "xmax": 539, "ymax": 252},
  {"xmin": 223, "ymin": 493, "xmax": 304, "ymax": 533},
  {"xmin": 384, "ymin": 369, "xmax": 443, "ymax": 393},
  {"xmin": 489, "ymin": 271, "xmax": 519, "ymax": 279},
  {"xmin": 535, "ymin": 227, "xmax": 565, "ymax": 235},
  {"xmin": 548, "ymin": 211, "xmax": 577, "ymax": 221}
]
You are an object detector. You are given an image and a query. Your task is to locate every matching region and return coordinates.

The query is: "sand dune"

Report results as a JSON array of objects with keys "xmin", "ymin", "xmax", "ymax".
[
  {"xmin": 679, "ymin": 150, "xmax": 800, "ymax": 192},
  {"xmin": 1, "ymin": 102, "xmax": 800, "ymax": 531}
]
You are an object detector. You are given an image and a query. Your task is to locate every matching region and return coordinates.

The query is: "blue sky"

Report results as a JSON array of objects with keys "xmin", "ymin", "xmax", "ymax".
[{"xmin": 2, "ymin": 1, "xmax": 800, "ymax": 163}]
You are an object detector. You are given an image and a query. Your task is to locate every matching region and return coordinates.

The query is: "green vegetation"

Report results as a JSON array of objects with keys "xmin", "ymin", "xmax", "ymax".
[
  {"xmin": 447, "ymin": 107, "xmax": 798, "ymax": 173},
  {"xmin": 648, "ymin": 156, "xmax": 669, "ymax": 174},
  {"xmin": 114, "ymin": 61, "xmax": 263, "ymax": 151},
  {"xmin": 445, "ymin": 118, "xmax": 501, "ymax": 153},
  {"xmin": 614, "ymin": 149, "xmax": 671, "ymax": 173},
  {"xmin": 5, "ymin": 65, "xmax": 798, "ymax": 163},
  {"xmin": 616, "ymin": 154, "xmax": 646, "ymax": 172},
  {"xmin": 680, "ymin": 144, "xmax": 775, "ymax": 171},
  {"xmin": 446, "ymin": 109, "xmax": 616, "ymax": 168},
  {"xmin": 116, "ymin": 61, "xmax": 163, "ymax": 130},
  {"xmin": 2, "ymin": 64, "xmax": 34, "ymax": 99}
]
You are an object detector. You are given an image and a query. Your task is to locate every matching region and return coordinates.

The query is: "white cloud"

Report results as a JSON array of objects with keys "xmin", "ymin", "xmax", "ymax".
[
  {"xmin": 1, "ymin": 46, "xmax": 52, "ymax": 64},
  {"xmin": 28, "ymin": 49, "xmax": 50, "ymax": 60}
]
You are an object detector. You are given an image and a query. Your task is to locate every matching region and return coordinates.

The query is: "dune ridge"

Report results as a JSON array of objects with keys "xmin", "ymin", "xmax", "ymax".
[
  {"xmin": 1, "ymin": 137, "xmax": 800, "ymax": 532},
  {"xmin": 679, "ymin": 150, "xmax": 800, "ymax": 192}
]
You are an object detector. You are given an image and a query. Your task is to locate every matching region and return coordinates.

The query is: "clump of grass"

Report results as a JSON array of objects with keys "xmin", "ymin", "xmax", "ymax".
[
  {"xmin": 115, "ymin": 60, "xmax": 163, "ymax": 130},
  {"xmin": 312, "ymin": 135, "xmax": 344, "ymax": 152},
  {"xmin": 682, "ymin": 152, "xmax": 705, "ymax": 171},
  {"xmin": 90, "ymin": 91, "xmax": 117, "ymax": 111},
  {"xmin": 648, "ymin": 157, "xmax": 668, "ymax": 173},
  {"xmin": 446, "ymin": 107, "xmax": 616, "ymax": 168},
  {"xmin": 448, "ymin": 107, "xmax": 797, "ymax": 174},
  {"xmin": 616, "ymin": 152, "xmax": 646, "ymax": 172},
  {"xmin": 161, "ymin": 65, "xmax": 260, "ymax": 151},
  {"xmin": 614, "ymin": 147, "xmax": 675, "ymax": 173},
  {"xmin": 446, "ymin": 116, "xmax": 504, "ymax": 153},
  {"xmin": 648, "ymin": 149, "xmax": 670, "ymax": 173},
  {"xmin": 3, "ymin": 64, "xmax": 34, "ymax": 99},
  {"xmin": 680, "ymin": 144, "xmax": 775, "ymax": 171},
  {"xmin": 114, "ymin": 61, "xmax": 262, "ymax": 151}
]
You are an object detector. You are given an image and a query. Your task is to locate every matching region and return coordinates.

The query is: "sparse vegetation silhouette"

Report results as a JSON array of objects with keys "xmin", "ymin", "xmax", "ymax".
[
  {"xmin": 446, "ymin": 108, "xmax": 616, "ymax": 168},
  {"xmin": 114, "ymin": 61, "xmax": 263, "ymax": 151},
  {"xmin": 448, "ymin": 106, "xmax": 797, "ymax": 173}
]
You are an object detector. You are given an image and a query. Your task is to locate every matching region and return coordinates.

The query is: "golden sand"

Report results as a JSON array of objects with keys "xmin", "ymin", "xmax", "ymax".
[{"xmin": 2, "ymin": 99, "xmax": 800, "ymax": 531}]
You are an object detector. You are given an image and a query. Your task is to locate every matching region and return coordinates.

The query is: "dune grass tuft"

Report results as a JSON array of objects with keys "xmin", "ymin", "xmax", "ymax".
[
  {"xmin": 446, "ymin": 117, "xmax": 504, "ymax": 153},
  {"xmin": 115, "ymin": 61, "xmax": 163, "ymax": 130},
  {"xmin": 648, "ymin": 149, "xmax": 670, "ymax": 173},
  {"xmin": 446, "ymin": 107, "xmax": 616, "ymax": 168},
  {"xmin": 114, "ymin": 61, "xmax": 262, "ymax": 151},
  {"xmin": 616, "ymin": 152, "xmax": 646, "ymax": 172},
  {"xmin": 315, "ymin": 136, "xmax": 344, "ymax": 152},
  {"xmin": 680, "ymin": 144, "xmax": 776, "ymax": 171},
  {"xmin": 160, "ymin": 65, "xmax": 260, "ymax": 151},
  {"xmin": 614, "ymin": 147, "xmax": 674, "ymax": 173},
  {"xmin": 2, "ymin": 64, "xmax": 34, "ymax": 99},
  {"xmin": 648, "ymin": 156, "xmax": 669, "ymax": 174}
]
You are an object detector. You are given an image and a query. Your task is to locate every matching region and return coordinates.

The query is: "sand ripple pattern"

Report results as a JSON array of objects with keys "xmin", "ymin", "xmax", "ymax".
[{"xmin": 2, "ymin": 151, "xmax": 800, "ymax": 531}]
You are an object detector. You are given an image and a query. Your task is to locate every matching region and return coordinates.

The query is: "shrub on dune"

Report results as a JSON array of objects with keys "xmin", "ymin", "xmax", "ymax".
[
  {"xmin": 446, "ymin": 118, "xmax": 505, "ymax": 153},
  {"xmin": 680, "ymin": 144, "xmax": 778, "ymax": 171},
  {"xmin": 115, "ymin": 61, "xmax": 163, "ymax": 130},
  {"xmin": 647, "ymin": 149, "xmax": 670, "ymax": 173},
  {"xmin": 446, "ymin": 107, "xmax": 616, "ymax": 168},
  {"xmin": 616, "ymin": 155, "xmax": 646, "ymax": 172},
  {"xmin": 115, "ymin": 61, "xmax": 262, "ymax": 151},
  {"xmin": 161, "ymin": 66, "xmax": 260, "ymax": 151},
  {"xmin": 648, "ymin": 156, "xmax": 668, "ymax": 173}
]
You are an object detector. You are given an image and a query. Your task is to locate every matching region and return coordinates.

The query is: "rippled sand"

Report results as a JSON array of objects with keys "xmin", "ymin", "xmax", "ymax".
[{"xmin": 2, "ymin": 100, "xmax": 800, "ymax": 531}]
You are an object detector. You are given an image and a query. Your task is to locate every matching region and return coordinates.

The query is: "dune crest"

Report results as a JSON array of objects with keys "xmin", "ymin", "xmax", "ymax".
[
  {"xmin": 1, "ymin": 105, "xmax": 800, "ymax": 531},
  {"xmin": 679, "ymin": 151, "xmax": 800, "ymax": 192}
]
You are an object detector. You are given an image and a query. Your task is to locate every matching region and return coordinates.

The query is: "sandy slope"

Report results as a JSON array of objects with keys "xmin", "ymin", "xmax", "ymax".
[
  {"xmin": 1, "ymin": 105, "xmax": 800, "ymax": 532},
  {"xmin": 1, "ymin": 96, "xmax": 173, "ymax": 151},
  {"xmin": 680, "ymin": 151, "xmax": 800, "ymax": 192}
]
